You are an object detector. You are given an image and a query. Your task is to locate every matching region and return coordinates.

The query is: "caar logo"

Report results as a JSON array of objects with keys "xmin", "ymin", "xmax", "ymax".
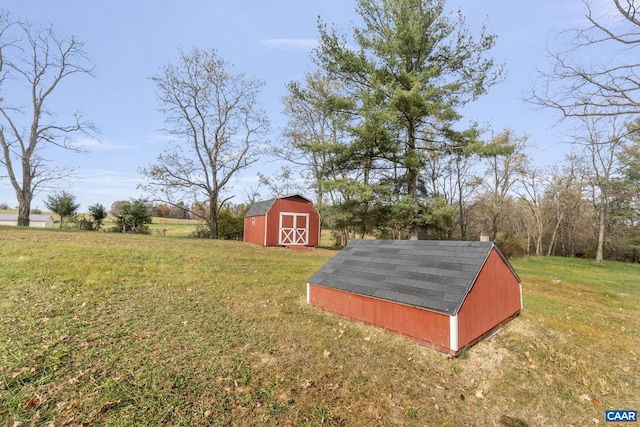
[{"xmin": 606, "ymin": 410, "xmax": 637, "ymax": 425}]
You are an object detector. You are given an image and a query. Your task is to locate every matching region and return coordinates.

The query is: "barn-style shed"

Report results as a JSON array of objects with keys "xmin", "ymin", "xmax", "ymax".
[
  {"xmin": 244, "ymin": 195, "xmax": 321, "ymax": 247},
  {"xmin": 307, "ymin": 239, "xmax": 522, "ymax": 355}
]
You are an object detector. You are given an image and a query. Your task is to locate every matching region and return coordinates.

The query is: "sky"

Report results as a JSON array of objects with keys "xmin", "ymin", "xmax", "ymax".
[{"xmin": 0, "ymin": 0, "xmax": 604, "ymax": 211}]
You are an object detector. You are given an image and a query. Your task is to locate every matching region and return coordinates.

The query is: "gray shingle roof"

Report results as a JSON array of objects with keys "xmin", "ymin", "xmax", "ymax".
[
  {"xmin": 307, "ymin": 239, "xmax": 519, "ymax": 315},
  {"xmin": 244, "ymin": 195, "xmax": 313, "ymax": 217},
  {"xmin": 244, "ymin": 198, "xmax": 277, "ymax": 217}
]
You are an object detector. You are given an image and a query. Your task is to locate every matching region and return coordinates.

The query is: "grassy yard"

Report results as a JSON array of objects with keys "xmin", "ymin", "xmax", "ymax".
[{"xmin": 0, "ymin": 228, "xmax": 638, "ymax": 426}]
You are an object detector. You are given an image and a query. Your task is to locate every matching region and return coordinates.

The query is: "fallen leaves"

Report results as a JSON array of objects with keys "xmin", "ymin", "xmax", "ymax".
[
  {"xmin": 523, "ymin": 351, "xmax": 536, "ymax": 369},
  {"xmin": 12, "ymin": 367, "xmax": 35, "ymax": 379},
  {"xmin": 68, "ymin": 367, "xmax": 95, "ymax": 384},
  {"xmin": 22, "ymin": 397, "xmax": 39, "ymax": 410},
  {"xmin": 60, "ymin": 400, "xmax": 77, "ymax": 414},
  {"xmin": 579, "ymin": 394, "xmax": 603, "ymax": 406}
]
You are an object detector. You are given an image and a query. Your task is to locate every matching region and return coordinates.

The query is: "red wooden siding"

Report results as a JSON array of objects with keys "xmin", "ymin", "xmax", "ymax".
[
  {"xmin": 244, "ymin": 196, "xmax": 320, "ymax": 247},
  {"xmin": 308, "ymin": 284, "xmax": 452, "ymax": 353},
  {"xmin": 456, "ymin": 249, "xmax": 522, "ymax": 348},
  {"xmin": 264, "ymin": 197, "xmax": 320, "ymax": 247},
  {"xmin": 243, "ymin": 214, "xmax": 267, "ymax": 246}
]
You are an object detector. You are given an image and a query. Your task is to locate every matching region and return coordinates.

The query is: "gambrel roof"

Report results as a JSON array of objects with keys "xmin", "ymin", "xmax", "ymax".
[
  {"xmin": 307, "ymin": 239, "xmax": 520, "ymax": 316},
  {"xmin": 244, "ymin": 198, "xmax": 277, "ymax": 217},
  {"xmin": 244, "ymin": 195, "xmax": 313, "ymax": 217}
]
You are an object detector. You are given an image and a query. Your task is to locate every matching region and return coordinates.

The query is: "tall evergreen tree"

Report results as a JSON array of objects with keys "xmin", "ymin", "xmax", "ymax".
[{"xmin": 314, "ymin": 0, "xmax": 503, "ymax": 239}]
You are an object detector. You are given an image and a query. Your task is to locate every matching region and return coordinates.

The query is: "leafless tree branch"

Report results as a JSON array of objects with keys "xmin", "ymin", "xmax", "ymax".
[
  {"xmin": 530, "ymin": 0, "xmax": 640, "ymax": 119},
  {"xmin": 0, "ymin": 10, "xmax": 97, "ymax": 225},
  {"xmin": 140, "ymin": 47, "xmax": 269, "ymax": 238}
]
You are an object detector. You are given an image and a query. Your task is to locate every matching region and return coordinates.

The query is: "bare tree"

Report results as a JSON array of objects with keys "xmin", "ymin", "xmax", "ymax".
[
  {"xmin": 478, "ymin": 129, "xmax": 529, "ymax": 241},
  {"xmin": 517, "ymin": 166, "xmax": 545, "ymax": 256},
  {"xmin": 423, "ymin": 147, "xmax": 482, "ymax": 240},
  {"xmin": 0, "ymin": 11, "xmax": 96, "ymax": 226},
  {"xmin": 572, "ymin": 116, "xmax": 628, "ymax": 263},
  {"xmin": 532, "ymin": 0, "xmax": 640, "ymax": 118},
  {"xmin": 257, "ymin": 165, "xmax": 306, "ymax": 198},
  {"xmin": 542, "ymin": 162, "xmax": 581, "ymax": 256},
  {"xmin": 140, "ymin": 48, "xmax": 269, "ymax": 239},
  {"xmin": 281, "ymin": 71, "xmax": 352, "ymax": 206}
]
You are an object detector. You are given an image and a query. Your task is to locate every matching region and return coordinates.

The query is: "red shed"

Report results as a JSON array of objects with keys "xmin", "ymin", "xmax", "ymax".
[
  {"xmin": 307, "ymin": 239, "xmax": 522, "ymax": 355},
  {"xmin": 244, "ymin": 195, "xmax": 321, "ymax": 247}
]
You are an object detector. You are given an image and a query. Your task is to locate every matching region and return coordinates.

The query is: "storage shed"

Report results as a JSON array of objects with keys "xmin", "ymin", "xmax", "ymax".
[
  {"xmin": 307, "ymin": 239, "xmax": 522, "ymax": 355},
  {"xmin": 0, "ymin": 213, "xmax": 54, "ymax": 228},
  {"xmin": 244, "ymin": 195, "xmax": 321, "ymax": 247}
]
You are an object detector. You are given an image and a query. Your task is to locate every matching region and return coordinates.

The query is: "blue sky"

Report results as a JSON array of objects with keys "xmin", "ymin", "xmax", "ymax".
[{"xmin": 0, "ymin": 1, "xmax": 600, "ymax": 211}]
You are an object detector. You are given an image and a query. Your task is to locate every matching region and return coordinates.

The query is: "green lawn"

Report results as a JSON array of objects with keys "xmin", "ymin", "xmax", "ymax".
[{"xmin": 0, "ymin": 229, "xmax": 638, "ymax": 426}]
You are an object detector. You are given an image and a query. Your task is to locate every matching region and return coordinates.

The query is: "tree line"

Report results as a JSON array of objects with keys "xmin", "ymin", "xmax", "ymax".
[
  {"xmin": 39, "ymin": 194, "xmax": 247, "ymax": 240},
  {"xmin": 2, "ymin": 0, "xmax": 640, "ymax": 263}
]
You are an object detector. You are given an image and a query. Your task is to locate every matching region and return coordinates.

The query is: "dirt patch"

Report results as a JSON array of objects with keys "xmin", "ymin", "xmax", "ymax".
[
  {"xmin": 504, "ymin": 316, "xmax": 537, "ymax": 337},
  {"xmin": 459, "ymin": 333, "xmax": 512, "ymax": 395}
]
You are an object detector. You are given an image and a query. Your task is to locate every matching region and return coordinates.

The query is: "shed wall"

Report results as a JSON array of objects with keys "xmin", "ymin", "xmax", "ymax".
[
  {"xmin": 0, "ymin": 217, "xmax": 53, "ymax": 228},
  {"xmin": 243, "ymin": 215, "xmax": 267, "ymax": 246},
  {"xmin": 308, "ymin": 284, "xmax": 451, "ymax": 353},
  {"xmin": 457, "ymin": 249, "xmax": 522, "ymax": 348},
  {"xmin": 264, "ymin": 198, "xmax": 320, "ymax": 247},
  {"xmin": 31, "ymin": 219, "xmax": 53, "ymax": 228}
]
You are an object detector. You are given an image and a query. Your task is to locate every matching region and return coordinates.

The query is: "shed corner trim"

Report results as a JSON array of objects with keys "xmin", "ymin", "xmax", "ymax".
[{"xmin": 449, "ymin": 314, "xmax": 459, "ymax": 353}]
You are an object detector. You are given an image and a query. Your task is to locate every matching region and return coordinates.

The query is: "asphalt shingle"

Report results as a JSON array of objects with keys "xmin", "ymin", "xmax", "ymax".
[
  {"xmin": 244, "ymin": 198, "xmax": 277, "ymax": 217},
  {"xmin": 307, "ymin": 239, "xmax": 518, "ymax": 315}
]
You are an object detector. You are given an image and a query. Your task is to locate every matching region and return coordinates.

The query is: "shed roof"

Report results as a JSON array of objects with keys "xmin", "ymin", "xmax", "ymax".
[
  {"xmin": 244, "ymin": 194, "xmax": 313, "ymax": 217},
  {"xmin": 245, "ymin": 198, "xmax": 277, "ymax": 217},
  {"xmin": 307, "ymin": 239, "xmax": 520, "ymax": 316}
]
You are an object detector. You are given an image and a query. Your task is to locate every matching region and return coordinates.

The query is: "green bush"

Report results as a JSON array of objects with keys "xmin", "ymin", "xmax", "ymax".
[{"xmin": 111, "ymin": 200, "xmax": 152, "ymax": 234}]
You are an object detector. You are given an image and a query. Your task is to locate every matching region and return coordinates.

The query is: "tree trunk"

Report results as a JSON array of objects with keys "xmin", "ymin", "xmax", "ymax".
[
  {"xmin": 535, "ymin": 213, "xmax": 543, "ymax": 256},
  {"xmin": 17, "ymin": 180, "xmax": 32, "ymax": 226},
  {"xmin": 18, "ymin": 202, "xmax": 31, "ymax": 227},
  {"xmin": 407, "ymin": 119, "xmax": 420, "ymax": 241},
  {"xmin": 458, "ymin": 186, "xmax": 467, "ymax": 241},
  {"xmin": 547, "ymin": 208, "xmax": 564, "ymax": 256},
  {"xmin": 595, "ymin": 203, "xmax": 606, "ymax": 263},
  {"xmin": 209, "ymin": 196, "xmax": 218, "ymax": 239},
  {"xmin": 458, "ymin": 196, "xmax": 466, "ymax": 241},
  {"xmin": 490, "ymin": 209, "xmax": 499, "ymax": 242},
  {"xmin": 455, "ymin": 155, "xmax": 468, "ymax": 241}
]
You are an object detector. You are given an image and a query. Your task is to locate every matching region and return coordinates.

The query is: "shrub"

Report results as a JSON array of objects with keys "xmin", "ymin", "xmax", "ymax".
[
  {"xmin": 111, "ymin": 200, "xmax": 151, "ymax": 234},
  {"xmin": 88, "ymin": 203, "xmax": 108, "ymax": 230}
]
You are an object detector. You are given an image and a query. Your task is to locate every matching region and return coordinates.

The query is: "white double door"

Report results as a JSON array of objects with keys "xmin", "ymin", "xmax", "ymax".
[{"xmin": 279, "ymin": 212, "xmax": 309, "ymax": 245}]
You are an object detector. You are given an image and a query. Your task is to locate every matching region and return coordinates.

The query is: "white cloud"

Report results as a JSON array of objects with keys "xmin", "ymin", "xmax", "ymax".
[
  {"xmin": 72, "ymin": 138, "xmax": 138, "ymax": 151},
  {"xmin": 259, "ymin": 38, "xmax": 318, "ymax": 50}
]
